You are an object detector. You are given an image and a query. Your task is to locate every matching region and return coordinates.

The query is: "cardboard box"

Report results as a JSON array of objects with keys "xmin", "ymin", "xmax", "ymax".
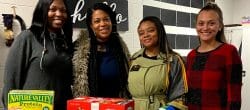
[
  {"xmin": 67, "ymin": 96, "xmax": 134, "ymax": 110},
  {"xmin": 8, "ymin": 90, "xmax": 54, "ymax": 110}
]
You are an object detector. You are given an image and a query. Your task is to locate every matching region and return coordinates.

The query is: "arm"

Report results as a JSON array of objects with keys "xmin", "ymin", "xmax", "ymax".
[
  {"xmin": 166, "ymin": 54, "xmax": 188, "ymax": 110},
  {"xmin": 226, "ymin": 46, "xmax": 242, "ymax": 110},
  {"xmin": 1, "ymin": 31, "xmax": 31, "ymax": 108}
]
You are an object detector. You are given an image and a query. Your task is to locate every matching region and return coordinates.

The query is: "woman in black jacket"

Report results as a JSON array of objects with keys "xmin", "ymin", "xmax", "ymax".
[{"xmin": 72, "ymin": 3, "xmax": 131, "ymax": 98}]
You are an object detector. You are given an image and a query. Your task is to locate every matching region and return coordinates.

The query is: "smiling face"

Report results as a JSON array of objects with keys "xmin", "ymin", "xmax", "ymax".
[
  {"xmin": 196, "ymin": 10, "xmax": 222, "ymax": 43},
  {"xmin": 47, "ymin": 0, "xmax": 67, "ymax": 32},
  {"xmin": 138, "ymin": 20, "xmax": 159, "ymax": 49},
  {"xmin": 90, "ymin": 9, "xmax": 112, "ymax": 43}
]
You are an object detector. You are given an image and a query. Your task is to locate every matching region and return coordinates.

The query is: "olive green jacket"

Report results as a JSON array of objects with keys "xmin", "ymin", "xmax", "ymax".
[{"xmin": 128, "ymin": 48, "xmax": 188, "ymax": 110}]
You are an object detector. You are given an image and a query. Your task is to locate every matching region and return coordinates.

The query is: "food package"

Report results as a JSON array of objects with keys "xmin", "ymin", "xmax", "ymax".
[
  {"xmin": 67, "ymin": 96, "xmax": 134, "ymax": 110},
  {"xmin": 8, "ymin": 90, "xmax": 54, "ymax": 110}
]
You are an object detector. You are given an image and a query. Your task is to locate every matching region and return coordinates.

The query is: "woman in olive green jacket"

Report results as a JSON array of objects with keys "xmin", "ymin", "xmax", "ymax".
[{"xmin": 128, "ymin": 16, "xmax": 188, "ymax": 110}]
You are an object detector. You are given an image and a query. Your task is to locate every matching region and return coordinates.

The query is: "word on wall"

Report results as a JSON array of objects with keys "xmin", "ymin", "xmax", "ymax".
[{"xmin": 67, "ymin": 0, "xmax": 128, "ymax": 31}]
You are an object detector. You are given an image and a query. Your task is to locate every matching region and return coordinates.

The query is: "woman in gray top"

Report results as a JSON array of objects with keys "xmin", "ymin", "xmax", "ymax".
[{"xmin": 1, "ymin": 0, "xmax": 73, "ymax": 110}]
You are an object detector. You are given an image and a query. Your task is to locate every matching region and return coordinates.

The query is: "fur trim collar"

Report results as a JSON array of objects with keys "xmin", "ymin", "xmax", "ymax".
[
  {"xmin": 72, "ymin": 30, "xmax": 90, "ymax": 97},
  {"xmin": 72, "ymin": 30, "xmax": 131, "ymax": 97}
]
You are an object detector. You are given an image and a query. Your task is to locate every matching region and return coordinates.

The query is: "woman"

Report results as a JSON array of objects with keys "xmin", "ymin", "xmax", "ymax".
[
  {"xmin": 186, "ymin": 3, "xmax": 242, "ymax": 110},
  {"xmin": 128, "ymin": 16, "xmax": 188, "ymax": 110},
  {"xmin": 1, "ymin": 0, "xmax": 73, "ymax": 109},
  {"xmin": 72, "ymin": 3, "xmax": 130, "ymax": 98}
]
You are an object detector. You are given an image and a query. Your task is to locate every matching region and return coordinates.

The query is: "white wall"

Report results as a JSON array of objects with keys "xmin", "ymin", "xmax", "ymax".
[
  {"xmin": 117, "ymin": 0, "xmax": 142, "ymax": 54},
  {"xmin": 217, "ymin": 0, "xmax": 250, "ymax": 24},
  {"xmin": 0, "ymin": 0, "xmax": 37, "ymax": 27},
  {"xmin": 240, "ymin": 26, "xmax": 250, "ymax": 110},
  {"xmin": 215, "ymin": 0, "xmax": 234, "ymax": 24},
  {"xmin": 232, "ymin": 0, "xmax": 250, "ymax": 24}
]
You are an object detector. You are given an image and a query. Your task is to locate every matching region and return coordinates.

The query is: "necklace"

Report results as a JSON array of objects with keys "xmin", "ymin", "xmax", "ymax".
[{"xmin": 97, "ymin": 44, "xmax": 106, "ymax": 52}]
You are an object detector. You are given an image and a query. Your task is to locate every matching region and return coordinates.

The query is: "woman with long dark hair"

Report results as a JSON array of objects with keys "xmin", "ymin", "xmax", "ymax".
[
  {"xmin": 72, "ymin": 3, "xmax": 131, "ymax": 98},
  {"xmin": 2, "ymin": 0, "xmax": 73, "ymax": 109},
  {"xmin": 128, "ymin": 16, "xmax": 188, "ymax": 110}
]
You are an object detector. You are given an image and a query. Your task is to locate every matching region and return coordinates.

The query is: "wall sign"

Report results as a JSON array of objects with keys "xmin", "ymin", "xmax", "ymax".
[{"xmin": 67, "ymin": 0, "xmax": 128, "ymax": 31}]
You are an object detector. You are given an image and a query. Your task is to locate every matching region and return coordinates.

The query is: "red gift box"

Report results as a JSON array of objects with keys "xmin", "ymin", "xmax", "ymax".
[{"xmin": 67, "ymin": 96, "xmax": 134, "ymax": 110}]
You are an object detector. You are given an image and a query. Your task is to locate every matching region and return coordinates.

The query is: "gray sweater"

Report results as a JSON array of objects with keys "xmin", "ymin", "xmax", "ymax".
[{"xmin": 1, "ymin": 30, "xmax": 73, "ymax": 110}]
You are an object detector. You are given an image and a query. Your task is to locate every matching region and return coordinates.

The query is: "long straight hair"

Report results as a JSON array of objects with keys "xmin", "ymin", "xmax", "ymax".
[
  {"xmin": 29, "ymin": 0, "xmax": 73, "ymax": 48},
  {"xmin": 85, "ymin": 3, "xmax": 129, "ymax": 96}
]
